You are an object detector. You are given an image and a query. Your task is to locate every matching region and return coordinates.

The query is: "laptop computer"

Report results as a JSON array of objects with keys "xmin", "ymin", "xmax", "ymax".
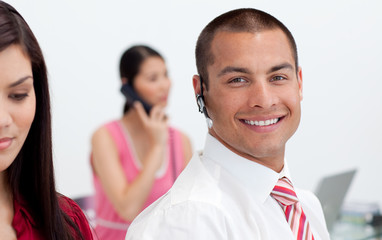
[{"xmin": 314, "ymin": 169, "xmax": 357, "ymax": 232}]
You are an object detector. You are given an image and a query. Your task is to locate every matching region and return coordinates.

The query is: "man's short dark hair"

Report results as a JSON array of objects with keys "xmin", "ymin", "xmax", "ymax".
[{"xmin": 195, "ymin": 8, "xmax": 298, "ymax": 89}]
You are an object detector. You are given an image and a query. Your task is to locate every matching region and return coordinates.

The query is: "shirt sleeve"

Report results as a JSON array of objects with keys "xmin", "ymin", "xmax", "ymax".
[{"xmin": 126, "ymin": 200, "xmax": 229, "ymax": 240}]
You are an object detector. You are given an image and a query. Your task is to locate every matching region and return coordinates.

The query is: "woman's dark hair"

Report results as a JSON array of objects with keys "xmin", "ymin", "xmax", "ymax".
[
  {"xmin": 0, "ymin": 2, "xmax": 84, "ymax": 239},
  {"xmin": 119, "ymin": 45, "xmax": 163, "ymax": 113}
]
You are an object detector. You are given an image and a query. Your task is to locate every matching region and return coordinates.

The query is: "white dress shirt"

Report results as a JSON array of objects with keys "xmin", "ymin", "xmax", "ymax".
[{"xmin": 126, "ymin": 134, "xmax": 330, "ymax": 240}]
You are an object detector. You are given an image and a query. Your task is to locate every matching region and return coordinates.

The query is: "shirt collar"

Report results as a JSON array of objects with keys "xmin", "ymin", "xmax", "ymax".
[
  {"xmin": 13, "ymin": 197, "xmax": 37, "ymax": 227},
  {"xmin": 202, "ymin": 133, "xmax": 292, "ymax": 204}
]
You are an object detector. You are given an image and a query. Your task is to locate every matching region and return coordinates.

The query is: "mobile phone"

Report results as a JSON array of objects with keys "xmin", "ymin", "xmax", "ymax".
[{"xmin": 120, "ymin": 83, "xmax": 152, "ymax": 114}]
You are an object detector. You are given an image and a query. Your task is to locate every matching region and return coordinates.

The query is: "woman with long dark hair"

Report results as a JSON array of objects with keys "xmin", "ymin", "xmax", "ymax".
[
  {"xmin": 0, "ymin": 1, "xmax": 93, "ymax": 239},
  {"xmin": 91, "ymin": 45, "xmax": 192, "ymax": 239}
]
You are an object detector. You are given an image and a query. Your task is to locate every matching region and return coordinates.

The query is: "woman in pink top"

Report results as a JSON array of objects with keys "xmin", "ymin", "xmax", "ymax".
[{"xmin": 91, "ymin": 45, "xmax": 193, "ymax": 239}]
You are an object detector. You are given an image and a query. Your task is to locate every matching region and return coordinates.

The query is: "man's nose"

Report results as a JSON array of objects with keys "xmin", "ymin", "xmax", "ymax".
[{"xmin": 247, "ymin": 81, "xmax": 277, "ymax": 109}]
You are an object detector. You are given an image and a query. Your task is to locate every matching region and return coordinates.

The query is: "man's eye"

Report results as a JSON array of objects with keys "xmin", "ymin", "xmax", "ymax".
[
  {"xmin": 271, "ymin": 76, "xmax": 286, "ymax": 82},
  {"xmin": 230, "ymin": 78, "xmax": 246, "ymax": 83}
]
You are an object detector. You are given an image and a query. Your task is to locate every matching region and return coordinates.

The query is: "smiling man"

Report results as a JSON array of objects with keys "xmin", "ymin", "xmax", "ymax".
[{"xmin": 126, "ymin": 8, "xmax": 330, "ymax": 240}]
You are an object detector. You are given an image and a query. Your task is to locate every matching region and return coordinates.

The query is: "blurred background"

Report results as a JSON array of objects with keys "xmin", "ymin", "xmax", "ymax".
[{"xmin": 7, "ymin": 0, "xmax": 382, "ymax": 213}]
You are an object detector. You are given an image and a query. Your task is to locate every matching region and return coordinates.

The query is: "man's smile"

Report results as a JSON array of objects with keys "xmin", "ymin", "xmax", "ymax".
[{"xmin": 243, "ymin": 117, "xmax": 280, "ymax": 126}]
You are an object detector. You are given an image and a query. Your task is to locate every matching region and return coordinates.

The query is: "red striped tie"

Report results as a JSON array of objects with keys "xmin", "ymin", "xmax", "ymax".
[{"xmin": 271, "ymin": 177, "xmax": 314, "ymax": 240}]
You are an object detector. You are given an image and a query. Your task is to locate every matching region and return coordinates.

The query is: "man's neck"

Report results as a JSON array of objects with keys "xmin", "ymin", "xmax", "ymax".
[{"xmin": 209, "ymin": 132, "xmax": 285, "ymax": 173}]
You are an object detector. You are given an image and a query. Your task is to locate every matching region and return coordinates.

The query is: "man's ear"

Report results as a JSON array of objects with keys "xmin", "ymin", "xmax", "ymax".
[
  {"xmin": 297, "ymin": 67, "xmax": 303, "ymax": 101},
  {"xmin": 193, "ymin": 75, "xmax": 201, "ymax": 96}
]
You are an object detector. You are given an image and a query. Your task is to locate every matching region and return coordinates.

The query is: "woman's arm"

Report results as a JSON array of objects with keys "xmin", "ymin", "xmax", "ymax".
[
  {"xmin": 92, "ymin": 103, "xmax": 169, "ymax": 223},
  {"xmin": 91, "ymin": 127, "xmax": 165, "ymax": 222}
]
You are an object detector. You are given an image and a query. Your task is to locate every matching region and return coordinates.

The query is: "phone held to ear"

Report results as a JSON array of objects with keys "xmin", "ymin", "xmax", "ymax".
[{"xmin": 120, "ymin": 83, "xmax": 152, "ymax": 114}]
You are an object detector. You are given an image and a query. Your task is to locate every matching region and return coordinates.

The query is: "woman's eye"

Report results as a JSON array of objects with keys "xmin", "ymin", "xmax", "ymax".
[
  {"xmin": 150, "ymin": 75, "xmax": 158, "ymax": 82},
  {"xmin": 10, "ymin": 93, "xmax": 28, "ymax": 101},
  {"xmin": 271, "ymin": 76, "xmax": 286, "ymax": 82}
]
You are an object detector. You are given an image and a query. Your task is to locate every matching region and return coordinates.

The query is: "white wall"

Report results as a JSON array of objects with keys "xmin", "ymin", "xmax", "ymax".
[{"xmin": 7, "ymin": 0, "xmax": 382, "ymax": 207}]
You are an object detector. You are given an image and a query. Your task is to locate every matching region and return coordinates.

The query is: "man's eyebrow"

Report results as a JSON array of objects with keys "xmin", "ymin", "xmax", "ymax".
[
  {"xmin": 9, "ymin": 76, "xmax": 33, "ymax": 88},
  {"xmin": 266, "ymin": 63, "xmax": 294, "ymax": 74},
  {"xmin": 217, "ymin": 66, "xmax": 252, "ymax": 77}
]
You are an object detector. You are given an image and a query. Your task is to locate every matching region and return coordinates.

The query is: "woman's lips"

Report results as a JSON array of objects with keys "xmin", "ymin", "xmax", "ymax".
[{"xmin": 0, "ymin": 137, "xmax": 13, "ymax": 150}]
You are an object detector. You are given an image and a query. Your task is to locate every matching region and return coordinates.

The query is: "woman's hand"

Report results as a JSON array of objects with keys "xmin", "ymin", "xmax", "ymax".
[
  {"xmin": 133, "ymin": 101, "xmax": 168, "ymax": 147},
  {"xmin": 133, "ymin": 101, "xmax": 168, "ymax": 171}
]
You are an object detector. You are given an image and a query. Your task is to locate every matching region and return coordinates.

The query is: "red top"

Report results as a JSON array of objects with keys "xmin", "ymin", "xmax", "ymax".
[{"xmin": 12, "ymin": 195, "xmax": 94, "ymax": 240}]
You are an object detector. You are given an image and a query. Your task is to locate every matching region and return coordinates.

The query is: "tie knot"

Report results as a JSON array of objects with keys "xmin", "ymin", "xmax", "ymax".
[{"xmin": 271, "ymin": 177, "xmax": 298, "ymax": 206}]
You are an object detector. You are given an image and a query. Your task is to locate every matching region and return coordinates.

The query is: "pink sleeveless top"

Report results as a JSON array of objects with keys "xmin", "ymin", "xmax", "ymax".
[{"xmin": 92, "ymin": 120, "xmax": 185, "ymax": 240}]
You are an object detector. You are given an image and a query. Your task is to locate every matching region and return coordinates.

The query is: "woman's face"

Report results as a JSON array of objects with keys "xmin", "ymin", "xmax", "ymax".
[
  {"xmin": 133, "ymin": 56, "xmax": 171, "ymax": 107},
  {"xmin": 0, "ymin": 44, "xmax": 36, "ymax": 174}
]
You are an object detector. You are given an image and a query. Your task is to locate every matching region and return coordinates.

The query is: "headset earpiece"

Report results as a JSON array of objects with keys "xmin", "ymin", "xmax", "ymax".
[
  {"xmin": 196, "ymin": 94, "xmax": 206, "ymax": 114},
  {"xmin": 196, "ymin": 76, "xmax": 213, "ymax": 128},
  {"xmin": 196, "ymin": 93, "xmax": 213, "ymax": 128}
]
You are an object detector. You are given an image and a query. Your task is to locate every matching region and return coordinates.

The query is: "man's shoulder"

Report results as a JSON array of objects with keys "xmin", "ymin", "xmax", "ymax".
[
  {"xmin": 171, "ymin": 152, "xmax": 223, "ymax": 203},
  {"xmin": 131, "ymin": 189, "xmax": 227, "ymax": 227},
  {"xmin": 142, "ymin": 152, "xmax": 225, "ymax": 213},
  {"xmin": 127, "ymin": 190, "xmax": 229, "ymax": 240},
  {"xmin": 126, "ymin": 153, "xmax": 229, "ymax": 239},
  {"xmin": 168, "ymin": 151, "xmax": 256, "ymax": 212}
]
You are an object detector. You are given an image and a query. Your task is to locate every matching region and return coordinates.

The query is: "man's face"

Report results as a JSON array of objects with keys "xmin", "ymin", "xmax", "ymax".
[{"xmin": 195, "ymin": 29, "xmax": 302, "ymax": 171}]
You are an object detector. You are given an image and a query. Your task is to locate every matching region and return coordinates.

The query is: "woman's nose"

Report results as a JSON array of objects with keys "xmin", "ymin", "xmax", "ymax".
[{"xmin": 0, "ymin": 102, "xmax": 12, "ymax": 129}]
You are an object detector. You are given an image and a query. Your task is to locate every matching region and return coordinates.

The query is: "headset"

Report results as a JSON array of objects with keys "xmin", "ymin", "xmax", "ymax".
[{"xmin": 196, "ymin": 76, "xmax": 213, "ymax": 128}]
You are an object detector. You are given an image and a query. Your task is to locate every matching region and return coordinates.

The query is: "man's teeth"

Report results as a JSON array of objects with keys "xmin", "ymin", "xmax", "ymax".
[{"xmin": 244, "ymin": 118, "xmax": 279, "ymax": 126}]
